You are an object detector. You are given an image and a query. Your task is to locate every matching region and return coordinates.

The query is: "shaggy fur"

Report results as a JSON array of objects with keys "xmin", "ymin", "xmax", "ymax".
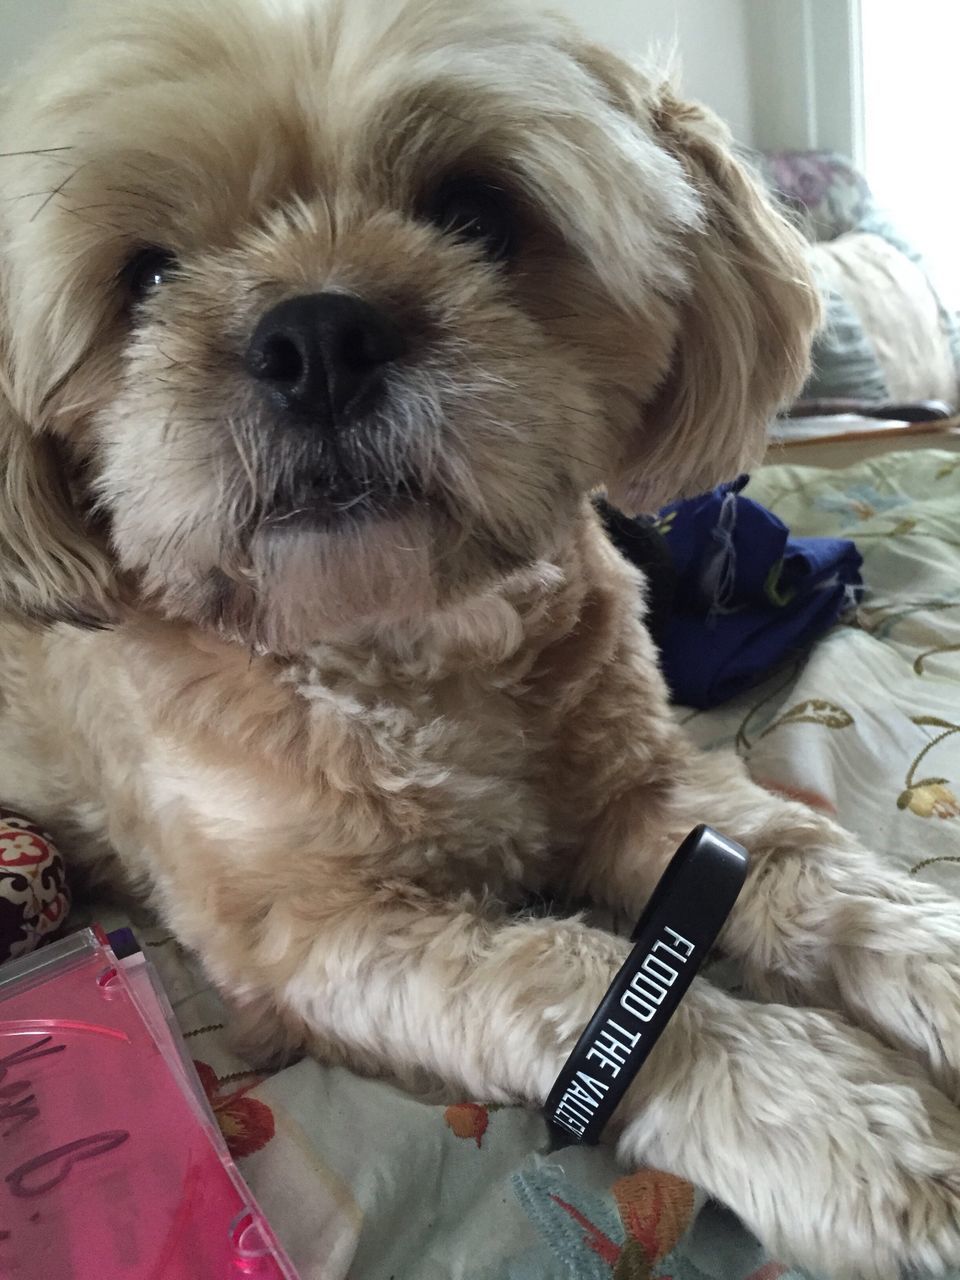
[{"xmin": 1, "ymin": 2, "xmax": 960, "ymax": 1275}]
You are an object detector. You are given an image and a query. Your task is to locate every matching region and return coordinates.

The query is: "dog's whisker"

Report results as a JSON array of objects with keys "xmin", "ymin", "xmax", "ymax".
[
  {"xmin": 0, "ymin": 189, "xmax": 61, "ymax": 203},
  {"xmin": 30, "ymin": 159, "xmax": 91, "ymax": 222},
  {"xmin": 59, "ymin": 205, "xmax": 126, "ymax": 235},
  {"xmin": 105, "ymin": 184, "xmax": 179, "ymax": 213},
  {"xmin": 227, "ymin": 416, "xmax": 261, "ymax": 504},
  {"xmin": 0, "ymin": 145, "xmax": 73, "ymax": 158}
]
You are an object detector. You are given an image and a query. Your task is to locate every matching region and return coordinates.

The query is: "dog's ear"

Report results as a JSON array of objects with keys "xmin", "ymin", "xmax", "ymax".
[
  {"xmin": 0, "ymin": 336, "xmax": 116, "ymax": 627},
  {"xmin": 570, "ymin": 45, "xmax": 819, "ymax": 512}
]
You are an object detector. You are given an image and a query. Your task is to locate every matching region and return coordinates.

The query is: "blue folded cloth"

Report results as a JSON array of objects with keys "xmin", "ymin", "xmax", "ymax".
[{"xmin": 600, "ymin": 477, "xmax": 864, "ymax": 709}]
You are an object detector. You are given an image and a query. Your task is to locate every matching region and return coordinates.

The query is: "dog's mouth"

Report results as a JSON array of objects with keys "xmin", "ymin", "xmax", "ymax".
[{"xmin": 258, "ymin": 467, "xmax": 426, "ymax": 533}]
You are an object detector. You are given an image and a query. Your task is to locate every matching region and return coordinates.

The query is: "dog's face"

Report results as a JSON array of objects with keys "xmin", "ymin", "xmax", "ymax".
[{"xmin": 0, "ymin": 0, "xmax": 816, "ymax": 650}]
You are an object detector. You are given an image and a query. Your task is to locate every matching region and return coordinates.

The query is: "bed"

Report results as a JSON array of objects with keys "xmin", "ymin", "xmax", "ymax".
[{"xmin": 89, "ymin": 445, "xmax": 960, "ymax": 1280}]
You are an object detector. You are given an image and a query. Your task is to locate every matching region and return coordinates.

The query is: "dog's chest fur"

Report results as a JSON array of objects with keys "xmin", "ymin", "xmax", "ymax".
[
  {"xmin": 0, "ymin": 518, "xmax": 672, "ymax": 913},
  {"xmin": 263, "ymin": 527, "xmax": 670, "ymax": 899},
  {"xmin": 282, "ymin": 654, "xmax": 556, "ymax": 896}
]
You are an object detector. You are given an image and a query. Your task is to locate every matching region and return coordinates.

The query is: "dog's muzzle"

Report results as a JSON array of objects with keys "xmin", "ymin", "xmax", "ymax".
[{"xmin": 246, "ymin": 291, "xmax": 419, "ymax": 528}]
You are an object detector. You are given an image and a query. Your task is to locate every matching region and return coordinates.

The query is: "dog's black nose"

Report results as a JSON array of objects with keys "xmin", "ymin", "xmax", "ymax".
[{"xmin": 245, "ymin": 292, "xmax": 405, "ymax": 423}]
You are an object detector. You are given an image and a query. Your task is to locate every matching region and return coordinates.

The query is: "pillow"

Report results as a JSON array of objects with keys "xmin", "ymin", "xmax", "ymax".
[
  {"xmin": 803, "ymin": 232, "xmax": 958, "ymax": 405},
  {"xmin": 804, "ymin": 256, "xmax": 889, "ymax": 401},
  {"xmin": 0, "ymin": 808, "xmax": 70, "ymax": 961}
]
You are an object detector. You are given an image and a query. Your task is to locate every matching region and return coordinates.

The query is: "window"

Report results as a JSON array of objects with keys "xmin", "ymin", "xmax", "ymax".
[{"xmin": 861, "ymin": 0, "xmax": 960, "ymax": 305}]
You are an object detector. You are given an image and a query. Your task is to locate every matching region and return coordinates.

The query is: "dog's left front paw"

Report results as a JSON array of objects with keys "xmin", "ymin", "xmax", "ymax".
[
  {"xmin": 841, "ymin": 952, "xmax": 960, "ymax": 1103},
  {"xmin": 830, "ymin": 885, "xmax": 960, "ymax": 1101},
  {"xmin": 619, "ymin": 998, "xmax": 960, "ymax": 1279}
]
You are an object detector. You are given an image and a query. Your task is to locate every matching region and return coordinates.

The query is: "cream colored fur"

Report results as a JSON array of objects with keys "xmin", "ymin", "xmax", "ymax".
[{"xmin": 1, "ymin": 2, "xmax": 959, "ymax": 1276}]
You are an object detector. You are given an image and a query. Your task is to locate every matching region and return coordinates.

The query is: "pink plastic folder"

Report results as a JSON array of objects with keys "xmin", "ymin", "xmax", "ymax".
[{"xmin": 0, "ymin": 927, "xmax": 297, "ymax": 1278}]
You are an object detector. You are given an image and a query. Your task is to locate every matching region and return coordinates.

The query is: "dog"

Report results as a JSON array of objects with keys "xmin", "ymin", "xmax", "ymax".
[{"xmin": 2, "ymin": 1, "xmax": 960, "ymax": 1274}]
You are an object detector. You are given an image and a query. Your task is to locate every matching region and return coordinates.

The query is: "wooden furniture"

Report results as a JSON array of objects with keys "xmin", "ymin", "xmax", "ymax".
[{"xmin": 766, "ymin": 412, "xmax": 960, "ymax": 468}]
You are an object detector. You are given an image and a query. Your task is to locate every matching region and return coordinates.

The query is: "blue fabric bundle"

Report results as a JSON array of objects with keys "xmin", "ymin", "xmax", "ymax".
[{"xmin": 601, "ymin": 477, "xmax": 864, "ymax": 709}]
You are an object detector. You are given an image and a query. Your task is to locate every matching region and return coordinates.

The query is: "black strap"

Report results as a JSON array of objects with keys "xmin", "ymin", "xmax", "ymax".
[{"xmin": 543, "ymin": 824, "xmax": 748, "ymax": 1144}]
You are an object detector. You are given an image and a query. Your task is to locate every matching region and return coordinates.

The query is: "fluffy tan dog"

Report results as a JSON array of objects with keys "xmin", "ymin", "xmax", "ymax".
[{"xmin": 2, "ymin": 1, "xmax": 960, "ymax": 1274}]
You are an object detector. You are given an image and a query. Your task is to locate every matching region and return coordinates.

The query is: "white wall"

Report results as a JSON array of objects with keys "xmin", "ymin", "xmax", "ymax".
[
  {"xmin": 746, "ymin": 0, "xmax": 862, "ymax": 162},
  {"xmin": 0, "ymin": 0, "xmax": 72, "ymax": 81},
  {"xmin": 0, "ymin": 0, "xmax": 756, "ymax": 143},
  {"xmin": 557, "ymin": 0, "xmax": 863, "ymax": 159},
  {"xmin": 554, "ymin": 0, "xmax": 755, "ymax": 144}
]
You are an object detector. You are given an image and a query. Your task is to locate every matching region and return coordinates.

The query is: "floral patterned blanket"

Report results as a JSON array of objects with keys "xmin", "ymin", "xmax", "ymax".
[{"xmin": 105, "ymin": 447, "xmax": 960, "ymax": 1280}]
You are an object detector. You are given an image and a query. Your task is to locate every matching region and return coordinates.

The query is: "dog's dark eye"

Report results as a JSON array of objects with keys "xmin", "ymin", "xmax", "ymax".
[
  {"xmin": 423, "ymin": 177, "xmax": 518, "ymax": 262},
  {"xmin": 123, "ymin": 247, "xmax": 178, "ymax": 299}
]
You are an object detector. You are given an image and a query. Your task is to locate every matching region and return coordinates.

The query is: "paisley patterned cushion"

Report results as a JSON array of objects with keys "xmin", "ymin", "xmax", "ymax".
[{"xmin": 0, "ymin": 808, "xmax": 70, "ymax": 962}]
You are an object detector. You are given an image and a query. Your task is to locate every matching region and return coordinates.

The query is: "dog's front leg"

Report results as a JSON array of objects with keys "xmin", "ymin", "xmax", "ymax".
[
  {"xmin": 579, "ymin": 744, "xmax": 960, "ymax": 1102},
  {"xmin": 195, "ymin": 884, "xmax": 960, "ymax": 1277}
]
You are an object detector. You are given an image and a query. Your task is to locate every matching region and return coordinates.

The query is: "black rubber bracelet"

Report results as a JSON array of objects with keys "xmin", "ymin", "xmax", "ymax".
[{"xmin": 544, "ymin": 824, "xmax": 748, "ymax": 1144}]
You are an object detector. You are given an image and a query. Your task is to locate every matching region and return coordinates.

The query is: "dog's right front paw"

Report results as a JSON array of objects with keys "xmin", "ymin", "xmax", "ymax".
[{"xmin": 617, "ymin": 1001, "xmax": 960, "ymax": 1279}]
